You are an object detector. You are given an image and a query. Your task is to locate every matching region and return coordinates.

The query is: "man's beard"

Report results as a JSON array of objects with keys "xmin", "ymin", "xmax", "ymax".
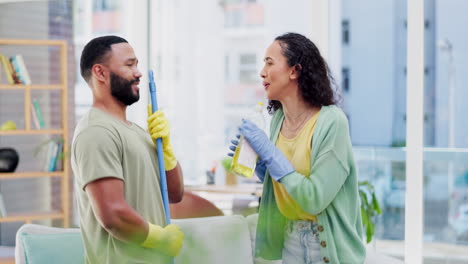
[{"xmin": 110, "ymin": 72, "xmax": 140, "ymax": 106}]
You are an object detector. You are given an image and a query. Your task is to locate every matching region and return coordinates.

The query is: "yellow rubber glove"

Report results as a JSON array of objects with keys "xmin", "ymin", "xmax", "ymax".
[
  {"xmin": 147, "ymin": 105, "xmax": 177, "ymax": 170},
  {"xmin": 141, "ymin": 223, "xmax": 184, "ymax": 257}
]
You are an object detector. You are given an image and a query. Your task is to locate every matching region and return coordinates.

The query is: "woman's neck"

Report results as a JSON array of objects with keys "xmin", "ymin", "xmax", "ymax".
[
  {"xmin": 279, "ymin": 95, "xmax": 320, "ymax": 138},
  {"xmin": 281, "ymin": 96, "xmax": 316, "ymax": 123}
]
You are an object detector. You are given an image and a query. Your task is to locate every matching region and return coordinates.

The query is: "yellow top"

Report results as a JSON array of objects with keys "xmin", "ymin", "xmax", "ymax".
[{"xmin": 272, "ymin": 110, "xmax": 320, "ymax": 221}]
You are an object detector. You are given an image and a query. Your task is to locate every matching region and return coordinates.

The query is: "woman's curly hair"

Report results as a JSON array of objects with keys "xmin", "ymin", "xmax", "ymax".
[{"xmin": 267, "ymin": 32, "xmax": 338, "ymax": 114}]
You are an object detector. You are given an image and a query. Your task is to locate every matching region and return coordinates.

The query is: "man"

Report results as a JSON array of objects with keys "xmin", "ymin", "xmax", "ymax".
[{"xmin": 71, "ymin": 35, "xmax": 184, "ymax": 264}]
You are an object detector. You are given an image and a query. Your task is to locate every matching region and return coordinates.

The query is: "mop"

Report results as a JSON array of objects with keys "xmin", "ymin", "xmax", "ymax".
[{"xmin": 148, "ymin": 70, "xmax": 174, "ymax": 264}]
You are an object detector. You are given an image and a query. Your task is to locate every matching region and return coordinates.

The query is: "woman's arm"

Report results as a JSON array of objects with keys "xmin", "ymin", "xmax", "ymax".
[
  {"xmin": 279, "ymin": 150, "xmax": 349, "ymax": 215},
  {"xmin": 281, "ymin": 113, "xmax": 353, "ymax": 215}
]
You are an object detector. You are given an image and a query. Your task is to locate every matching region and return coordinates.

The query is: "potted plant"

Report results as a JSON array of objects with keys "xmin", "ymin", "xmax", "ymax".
[
  {"xmin": 359, "ymin": 180, "xmax": 382, "ymax": 243},
  {"xmin": 221, "ymin": 157, "xmax": 237, "ymax": 185}
]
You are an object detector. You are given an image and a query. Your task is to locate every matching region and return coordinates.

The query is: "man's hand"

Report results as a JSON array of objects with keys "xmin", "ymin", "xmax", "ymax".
[
  {"xmin": 148, "ymin": 106, "xmax": 177, "ymax": 170},
  {"xmin": 141, "ymin": 223, "xmax": 184, "ymax": 257}
]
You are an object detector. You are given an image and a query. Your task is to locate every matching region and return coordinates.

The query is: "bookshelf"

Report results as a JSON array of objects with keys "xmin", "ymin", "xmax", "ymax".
[{"xmin": 0, "ymin": 39, "xmax": 69, "ymax": 229}]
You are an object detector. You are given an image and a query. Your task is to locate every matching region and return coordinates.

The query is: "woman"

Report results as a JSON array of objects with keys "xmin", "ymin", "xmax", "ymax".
[{"xmin": 230, "ymin": 33, "xmax": 365, "ymax": 263}]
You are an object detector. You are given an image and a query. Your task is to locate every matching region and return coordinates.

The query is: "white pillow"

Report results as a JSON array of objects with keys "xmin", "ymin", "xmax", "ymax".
[{"xmin": 173, "ymin": 215, "xmax": 254, "ymax": 264}]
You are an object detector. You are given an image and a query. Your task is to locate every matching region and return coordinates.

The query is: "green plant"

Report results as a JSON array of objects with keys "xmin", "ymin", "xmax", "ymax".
[
  {"xmin": 221, "ymin": 156, "xmax": 233, "ymax": 173},
  {"xmin": 391, "ymin": 140, "xmax": 406, "ymax": 147},
  {"xmin": 33, "ymin": 137, "xmax": 67, "ymax": 161},
  {"xmin": 359, "ymin": 181, "xmax": 382, "ymax": 243}
]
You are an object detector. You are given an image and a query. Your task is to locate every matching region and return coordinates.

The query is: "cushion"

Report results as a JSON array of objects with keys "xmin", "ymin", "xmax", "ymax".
[
  {"xmin": 15, "ymin": 224, "xmax": 82, "ymax": 264},
  {"xmin": 246, "ymin": 213, "xmax": 258, "ymax": 257},
  {"xmin": 173, "ymin": 215, "xmax": 254, "ymax": 264},
  {"xmin": 21, "ymin": 232, "xmax": 84, "ymax": 264}
]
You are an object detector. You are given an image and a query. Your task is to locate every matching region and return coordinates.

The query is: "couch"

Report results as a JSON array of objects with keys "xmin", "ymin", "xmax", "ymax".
[{"xmin": 15, "ymin": 214, "xmax": 403, "ymax": 264}]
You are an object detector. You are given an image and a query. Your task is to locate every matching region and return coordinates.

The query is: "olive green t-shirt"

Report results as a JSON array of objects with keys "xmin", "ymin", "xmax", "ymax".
[{"xmin": 71, "ymin": 108, "xmax": 169, "ymax": 264}]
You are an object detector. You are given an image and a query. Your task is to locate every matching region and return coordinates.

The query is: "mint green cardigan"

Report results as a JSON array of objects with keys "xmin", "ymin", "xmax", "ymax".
[{"xmin": 255, "ymin": 105, "xmax": 366, "ymax": 264}]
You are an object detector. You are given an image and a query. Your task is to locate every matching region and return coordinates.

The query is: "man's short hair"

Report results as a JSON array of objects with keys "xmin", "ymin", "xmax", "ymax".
[{"xmin": 80, "ymin": 35, "xmax": 128, "ymax": 82}]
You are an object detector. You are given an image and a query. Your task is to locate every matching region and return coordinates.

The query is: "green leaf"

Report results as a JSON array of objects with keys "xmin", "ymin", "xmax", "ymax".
[
  {"xmin": 366, "ymin": 218, "xmax": 375, "ymax": 243},
  {"xmin": 359, "ymin": 191, "xmax": 369, "ymax": 208},
  {"xmin": 372, "ymin": 193, "xmax": 382, "ymax": 215},
  {"xmin": 359, "ymin": 181, "xmax": 374, "ymax": 192},
  {"xmin": 361, "ymin": 207, "xmax": 368, "ymax": 227},
  {"xmin": 359, "ymin": 180, "xmax": 381, "ymax": 244},
  {"xmin": 221, "ymin": 157, "xmax": 233, "ymax": 172}
]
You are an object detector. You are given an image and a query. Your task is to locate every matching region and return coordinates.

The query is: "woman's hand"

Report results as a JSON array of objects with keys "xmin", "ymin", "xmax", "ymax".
[{"xmin": 239, "ymin": 120, "xmax": 294, "ymax": 182}]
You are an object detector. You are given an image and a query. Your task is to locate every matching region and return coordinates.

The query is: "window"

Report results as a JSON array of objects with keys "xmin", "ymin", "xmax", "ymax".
[
  {"xmin": 239, "ymin": 54, "xmax": 257, "ymax": 83},
  {"xmin": 342, "ymin": 20, "xmax": 350, "ymax": 45},
  {"xmin": 223, "ymin": 0, "xmax": 263, "ymax": 28},
  {"xmin": 404, "ymin": 66, "xmax": 429, "ymax": 76},
  {"xmin": 404, "ymin": 19, "xmax": 430, "ymax": 29},
  {"xmin": 224, "ymin": 9, "xmax": 243, "ymax": 28},
  {"xmin": 225, "ymin": 55, "xmax": 230, "ymax": 81},
  {"xmin": 342, "ymin": 67, "xmax": 350, "ymax": 92},
  {"xmin": 93, "ymin": 0, "xmax": 120, "ymax": 12}
]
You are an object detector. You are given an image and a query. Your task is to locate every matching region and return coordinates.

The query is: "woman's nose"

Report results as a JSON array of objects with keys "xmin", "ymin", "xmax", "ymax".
[{"xmin": 260, "ymin": 68, "xmax": 266, "ymax": 78}]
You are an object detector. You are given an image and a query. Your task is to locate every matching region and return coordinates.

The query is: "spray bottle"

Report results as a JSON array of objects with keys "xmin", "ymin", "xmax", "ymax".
[{"xmin": 231, "ymin": 102, "xmax": 265, "ymax": 178}]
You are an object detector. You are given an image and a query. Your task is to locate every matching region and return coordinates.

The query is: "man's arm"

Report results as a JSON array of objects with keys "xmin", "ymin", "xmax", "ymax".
[
  {"xmin": 85, "ymin": 177, "xmax": 148, "ymax": 244},
  {"xmin": 166, "ymin": 162, "xmax": 184, "ymax": 203}
]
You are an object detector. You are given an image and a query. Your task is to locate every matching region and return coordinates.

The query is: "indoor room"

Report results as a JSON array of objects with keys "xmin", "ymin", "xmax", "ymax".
[{"xmin": 0, "ymin": 0, "xmax": 467, "ymax": 263}]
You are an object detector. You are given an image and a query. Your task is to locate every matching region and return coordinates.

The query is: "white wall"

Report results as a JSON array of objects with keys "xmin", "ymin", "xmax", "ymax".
[
  {"xmin": 151, "ymin": 0, "xmax": 225, "ymax": 183},
  {"xmin": 122, "ymin": 0, "xmax": 149, "ymax": 129},
  {"xmin": 264, "ymin": 0, "xmax": 314, "ymax": 44}
]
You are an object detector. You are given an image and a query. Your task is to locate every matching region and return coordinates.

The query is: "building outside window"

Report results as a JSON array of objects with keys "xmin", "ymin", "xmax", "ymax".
[
  {"xmin": 342, "ymin": 67, "xmax": 350, "ymax": 92},
  {"xmin": 342, "ymin": 19, "xmax": 350, "ymax": 45},
  {"xmin": 239, "ymin": 53, "xmax": 257, "ymax": 83}
]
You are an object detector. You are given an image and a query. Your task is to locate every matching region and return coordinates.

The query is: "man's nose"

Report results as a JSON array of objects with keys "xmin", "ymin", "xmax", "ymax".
[{"xmin": 135, "ymin": 68, "xmax": 143, "ymax": 78}]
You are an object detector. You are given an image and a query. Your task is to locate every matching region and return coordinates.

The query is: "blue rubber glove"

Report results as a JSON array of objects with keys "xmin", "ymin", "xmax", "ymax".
[
  {"xmin": 228, "ymin": 134, "xmax": 267, "ymax": 182},
  {"xmin": 254, "ymin": 159, "xmax": 267, "ymax": 183},
  {"xmin": 239, "ymin": 119, "xmax": 294, "ymax": 182},
  {"xmin": 227, "ymin": 134, "xmax": 241, "ymax": 157}
]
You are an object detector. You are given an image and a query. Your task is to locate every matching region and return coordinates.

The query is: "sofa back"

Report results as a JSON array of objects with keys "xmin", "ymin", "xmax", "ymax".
[
  {"xmin": 15, "ymin": 214, "xmax": 403, "ymax": 264},
  {"xmin": 15, "ymin": 215, "xmax": 254, "ymax": 264},
  {"xmin": 173, "ymin": 215, "xmax": 254, "ymax": 264},
  {"xmin": 15, "ymin": 224, "xmax": 83, "ymax": 264}
]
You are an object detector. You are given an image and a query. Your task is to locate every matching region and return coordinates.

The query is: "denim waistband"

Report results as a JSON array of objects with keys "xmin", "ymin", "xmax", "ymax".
[{"xmin": 286, "ymin": 220, "xmax": 318, "ymax": 233}]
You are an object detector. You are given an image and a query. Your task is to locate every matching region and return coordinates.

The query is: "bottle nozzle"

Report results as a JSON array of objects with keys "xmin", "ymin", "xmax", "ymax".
[{"xmin": 255, "ymin": 102, "xmax": 264, "ymax": 112}]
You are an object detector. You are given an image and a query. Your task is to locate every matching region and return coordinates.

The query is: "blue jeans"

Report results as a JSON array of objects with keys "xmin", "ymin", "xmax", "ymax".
[{"xmin": 282, "ymin": 220, "xmax": 322, "ymax": 264}]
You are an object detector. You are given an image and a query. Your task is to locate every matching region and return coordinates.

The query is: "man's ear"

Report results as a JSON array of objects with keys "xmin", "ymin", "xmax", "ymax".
[
  {"xmin": 91, "ymin": 64, "xmax": 107, "ymax": 82},
  {"xmin": 290, "ymin": 64, "xmax": 302, "ymax": 80}
]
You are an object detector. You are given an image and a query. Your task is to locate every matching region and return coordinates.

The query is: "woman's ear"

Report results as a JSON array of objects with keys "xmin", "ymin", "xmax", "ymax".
[{"xmin": 290, "ymin": 64, "xmax": 302, "ymax": 80}]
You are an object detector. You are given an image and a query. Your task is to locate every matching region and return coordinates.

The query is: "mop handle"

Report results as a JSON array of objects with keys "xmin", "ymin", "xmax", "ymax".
[{"xmin": 148, "ymin": 70, "xmax": 171, "ymax": 225}]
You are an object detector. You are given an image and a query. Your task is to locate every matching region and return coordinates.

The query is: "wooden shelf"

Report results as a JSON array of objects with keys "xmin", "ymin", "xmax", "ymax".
[
  {"xmin": 0, "ymin": 38, "xmax": 70, "ymax": 228},
  {"xmin": 0, "ymin": 211, "xmax": 64, "ymax": 223},
  {"xmin": 0, "ymin": 258, "xmax": 14, "ymax": 264},
  {"xmin": 0, "ymin": 171, "xmax": 64, "ymax": 179},
  {"xmin": 0, "ymin": 38, "xmax": 66, "ymax": 46},
  {"xmin": 0, "ymin": 129, "xmax": 64, "ymax": 135},
  {"xmin": 0, "ymin": 84, "xmax": 63, "ymax": 90}
]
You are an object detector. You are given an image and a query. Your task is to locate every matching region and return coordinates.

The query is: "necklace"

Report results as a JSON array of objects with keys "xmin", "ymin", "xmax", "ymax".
[{"xmin": 283, "ymin": 110, "xmax": 311, "ymax": 133}]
